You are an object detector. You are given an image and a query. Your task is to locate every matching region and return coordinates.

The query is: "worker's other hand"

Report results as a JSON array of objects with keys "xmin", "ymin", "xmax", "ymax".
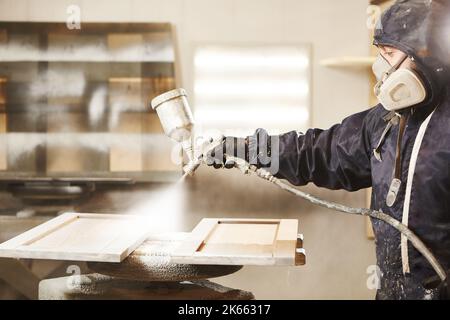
[{"xmin": 205, "ymin": 128, "xmax": 272, "ymax": 169}]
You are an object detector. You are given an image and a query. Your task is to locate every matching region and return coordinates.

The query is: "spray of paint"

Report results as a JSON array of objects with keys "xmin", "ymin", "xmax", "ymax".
[{"xmin": 123, "ymin": 177, "xmax": 187, "ymax": 233}]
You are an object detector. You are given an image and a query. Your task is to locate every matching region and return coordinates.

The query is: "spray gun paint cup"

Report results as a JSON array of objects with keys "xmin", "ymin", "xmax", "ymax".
[
  {"xmin": 151, "ymin": 88, "xmax": 225, "ymax": 175},
  {"xmin": 151, "ymin": 88, "xmax": 195, "ymax": 161}
]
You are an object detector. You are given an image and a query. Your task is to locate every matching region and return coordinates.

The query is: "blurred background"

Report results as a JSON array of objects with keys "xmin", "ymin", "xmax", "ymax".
[{"xmin": 0, "ymin": 0, "xmax": 393, "ymax": 299}]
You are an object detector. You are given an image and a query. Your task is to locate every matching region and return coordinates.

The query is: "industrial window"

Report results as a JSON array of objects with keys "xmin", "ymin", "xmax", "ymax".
[{"xmin": 193, "ymin": 45, "xmax": 311, "ymax": 137}]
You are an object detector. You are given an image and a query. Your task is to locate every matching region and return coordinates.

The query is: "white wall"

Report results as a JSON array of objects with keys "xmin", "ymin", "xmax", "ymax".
[
  {"xmin": 0, "ymin": 0, "xmax": 377, "ymax": 299},
  {"xmin": 0, "ymin": 0, "xmax": 372, "ymax": 128}
]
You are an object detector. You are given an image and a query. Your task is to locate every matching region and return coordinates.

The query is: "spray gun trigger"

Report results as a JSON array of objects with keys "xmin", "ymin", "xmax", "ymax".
[
  {"xmin": 181, "ymin": 136, "xmax": 225, "ymax": 176},
  {"xmin": 224, "ymin": 159, "xmax": 235, "ymax": 169},
  {"xmin": 224, "ymin": 154, "xmax": 253, "ymax": 174}
]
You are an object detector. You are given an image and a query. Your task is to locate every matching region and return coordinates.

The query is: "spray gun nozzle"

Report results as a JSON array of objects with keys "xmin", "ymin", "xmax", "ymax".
[{"xmin": 182, "ymin": 158, "xmax": 202, "ymax": 176}]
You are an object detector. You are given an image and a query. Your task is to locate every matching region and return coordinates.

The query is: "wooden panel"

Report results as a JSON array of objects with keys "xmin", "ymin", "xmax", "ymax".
[
  {"xmin": 274, "ymin": 219, "xmax": 299, "ymax": 264},
  {"xmin": 171, "ymin": 218, "xmax": 304, "ymax": 266},
  {"xmin": 172, "ymin": 218, "xmax": 219, "ymax": 258},
  {"xmin": 0, "ymin": 212, "xmax": 151, "ymax": 262}
]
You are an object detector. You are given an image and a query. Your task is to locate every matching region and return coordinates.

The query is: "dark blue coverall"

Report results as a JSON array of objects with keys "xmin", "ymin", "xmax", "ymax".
[{"xmin": 209, "ymin": 0, "xmax": 450, "ymax": 299}]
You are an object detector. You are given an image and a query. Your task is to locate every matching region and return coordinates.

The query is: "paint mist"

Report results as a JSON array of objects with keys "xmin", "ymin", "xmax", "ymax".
[{"xmin": 123, "ymin": 175, "xmax": 188, "ymax": 234}]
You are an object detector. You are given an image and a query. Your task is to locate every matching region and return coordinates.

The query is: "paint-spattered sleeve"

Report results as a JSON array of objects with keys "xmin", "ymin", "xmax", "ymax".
[{"xmin": 274, "ymin": 109, "xmax": 373, "ymax": 191}]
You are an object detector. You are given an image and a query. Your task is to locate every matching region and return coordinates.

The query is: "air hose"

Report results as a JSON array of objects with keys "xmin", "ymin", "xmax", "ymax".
[
  {"xmin": 149, "ymin": 87, "xmax": 447, "ymax": 285},
  {"xmin": 225, "ymin": 155, "xmax": 447, "ymax": 282}
]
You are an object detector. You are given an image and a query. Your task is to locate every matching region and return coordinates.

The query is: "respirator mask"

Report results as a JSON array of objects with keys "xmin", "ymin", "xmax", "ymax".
[{"xmin": 372, "ymin": 53, "xmax": 427, "ymax": 111}]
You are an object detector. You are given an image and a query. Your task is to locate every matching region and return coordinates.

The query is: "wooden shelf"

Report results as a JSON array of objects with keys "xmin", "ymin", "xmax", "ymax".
[{"xmin": 320, "ymin": 56, "xmax": 376, "ymax": 68}]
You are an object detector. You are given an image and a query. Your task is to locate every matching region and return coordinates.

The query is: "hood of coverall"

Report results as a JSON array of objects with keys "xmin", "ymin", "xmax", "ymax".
[{"xmin": 373, "ymin": 0, "xmax": 450, "ymax": 106}]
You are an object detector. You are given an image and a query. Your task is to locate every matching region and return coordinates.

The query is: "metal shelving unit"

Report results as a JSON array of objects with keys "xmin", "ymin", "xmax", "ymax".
[{"xmin": 0, "ymin": 22, "xmax": 181, "ymax": 184}]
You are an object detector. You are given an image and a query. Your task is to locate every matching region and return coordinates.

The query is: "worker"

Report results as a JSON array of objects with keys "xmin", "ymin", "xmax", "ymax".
[{"xmin": 206, "ymin": 0, "xmax": 450, "ymax": 300}]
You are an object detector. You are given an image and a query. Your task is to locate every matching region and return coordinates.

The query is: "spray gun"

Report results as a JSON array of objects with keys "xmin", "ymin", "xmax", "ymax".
[
  {"xmin": 151, "ymin": 88, "xmax": 225, "ymax": 176},
  {"xmin": 150, "ymin": 88, "xmax": 447, "ymax": 284}
]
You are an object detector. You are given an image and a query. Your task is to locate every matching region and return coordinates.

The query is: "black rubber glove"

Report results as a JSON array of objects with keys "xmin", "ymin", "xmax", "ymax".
[{"xmin": 206, "ymin": 128, "xmax": 272, "ymax": 169}]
